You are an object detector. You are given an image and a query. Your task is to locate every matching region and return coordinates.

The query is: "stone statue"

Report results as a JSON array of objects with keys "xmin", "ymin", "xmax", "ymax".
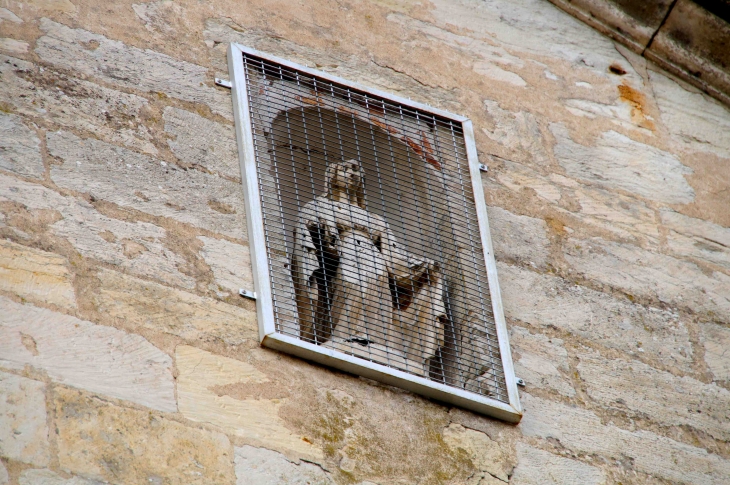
[{"xmin": 290, "ymin": 159, "xmax": 446, "ymax": 375}]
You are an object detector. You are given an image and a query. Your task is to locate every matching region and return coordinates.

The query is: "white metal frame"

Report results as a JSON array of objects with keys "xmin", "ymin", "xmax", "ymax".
[{"xmin": 227, "ymin": 43, "xmax": 522, "ymax": 423}]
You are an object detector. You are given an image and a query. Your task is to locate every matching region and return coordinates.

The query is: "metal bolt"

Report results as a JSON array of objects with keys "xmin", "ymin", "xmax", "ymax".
[
  {"xmin": 239, "ymin": 288, "xmax": 257, "ymax": 300},
  {"xmin": 478, "ymin": 164, "xmax": 488, "ymax": 172},
  {"xmin": 516, "ymin": 377, "xmax": 526, "ymax": 387}
]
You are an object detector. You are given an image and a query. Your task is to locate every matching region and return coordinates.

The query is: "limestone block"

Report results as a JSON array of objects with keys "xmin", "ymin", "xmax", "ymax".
[
  {"xmin": 19, "ymin": 469, "xmax": 97, "ymax": 485},
  {"xmin": 0, "ymin": 173, "xmax": 67, "ymax": 210},
  {"xmin": 164, "ymin": 107, "xmax": 240, "ymax": 179},
  {"xmin": 551, "ymin": 124, "xmax": 694, "ymax": 204},
  {"xmin": 132, "ymin": 0, "xmax": 184, "ymax": 34},
  {"xmin": 0, "ymin": 38, "xmax": 28, "ymax": 55},
  {"xmin": 511, "ymin": 443, "xmax": 605, "ymax": 485},
  {"xmin": 649, "ymin": 69, "xmax": 730, "ymax": 159},
  {"xmin": 52, "ymin": 200, "xmax": 195, "ymax": 289},
  {"xmin": 0, "ymin": 174, "xmax": 194, "ymax": 288},
  {"xmin": 482, "ymin": 101, "xmax": 550, "ymax": 165},
  {"xmin": 701, "ymin": 323, "xmax": 730, "ymax": 382},
  {"xmin": 564, "ymin": 237, "xmax": 730, "ymax": 322},
  {"xmin": 0, "ymin": 8, "xmax": 23, "ymax": 24},
  {"xmin": 387, "ymin": 15, "xmax": 526, "ymax": 87},
  {"xmin": 488, "ymin": 206, "xmax": 549, "ymax": 268},
  {"xmin": 235, "ymin": 446, "xmax": 332, "ymax": 485},
  {"xmin": 520, "ymin": 393, "xmax": 730, "ymax": 485},
  {"xmin": 578, "ymin": 350, "xmax": 730, "ymax": 441},
  {"xmin": 494, "ymin": 161, "xmax": 561, "ymax": 203},
  {"xmin": 499, "ymin": 263, "xmax": 693, "ymax": 371},
  {"xmin": 661, "ymin": 209, "xmax": 730, "ymax": 271},
  {"xmin": 47, "ymin": 131, "xmax": 247, "ymax": 239},
  {"xmin": 424, "ymin": 0, "xmax": 641, "ymax": 79},
  {"xmin": 0, "ymin": 54, "xmax": 156, "ymax": 154},
  {"xmin": 494, "ymin": 161, "xmax": 660, "ymax": 245},
  {"xmin": 54, "ymin": 387, "xmax": 234, "ymax": 484},
  {"xmin": 0, "ymin": 371, "xmax": 49, "ymax": 466},
  {"xmin": 93, "ymin": 269, "xmax": 258, "ymax": 345},
  {"xmin": 442, "ymin": 424, "xmax": 509, "ymax": 482},
  {"xmin": 35, "ymin": 19, "xmax": 232, "ymax": 120},
  {"xmin": 0, "ymin": 239, "xmax": 76, "ymax": 309},
  {"xmin": 0, "ymin": 113, "xmax": 44, "ymax": 179},
  {"xmin": 563, "ymin": 98, "xmax": 634, "ymax": 129},
  {"xmin": 510, "ymin": 326, "xmax": 575, "ymax": 397},
  {"xmin": 569, "ymin": 185, "xmax": 660, "ymax": 245},
  {"xmin": 176, "ymin": 346, "xmax": 323, "ymax": 462},
  {"xmin": 0, "ymin": 296, "xmax": 176, "ymax": 412},
  {"xmin": 198, "ymin": 236, "xmax": 253, "ymax": 295}
]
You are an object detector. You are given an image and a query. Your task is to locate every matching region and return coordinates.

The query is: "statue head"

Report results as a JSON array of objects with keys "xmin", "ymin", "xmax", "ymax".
[{"xmin": 325, "ymin": 159, "xmax": 365, "ymax": 209}]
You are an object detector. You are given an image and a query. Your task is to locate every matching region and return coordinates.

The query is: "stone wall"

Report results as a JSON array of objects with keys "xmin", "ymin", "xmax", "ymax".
[{"xmin": 0, "ymin": 0, "xmax": 729, "ymax": 484}]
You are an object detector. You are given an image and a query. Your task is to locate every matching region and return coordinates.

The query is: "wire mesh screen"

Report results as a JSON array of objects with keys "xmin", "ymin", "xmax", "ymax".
[{"xmin": 240, "ymin": 52, "xmax": 508, "ymax": 402}]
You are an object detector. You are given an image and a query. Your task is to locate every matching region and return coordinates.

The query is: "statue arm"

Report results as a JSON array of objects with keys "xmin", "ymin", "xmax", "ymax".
[{"xmin": 381, "ymin": 228, "xmax": 438, "ymax": 310}]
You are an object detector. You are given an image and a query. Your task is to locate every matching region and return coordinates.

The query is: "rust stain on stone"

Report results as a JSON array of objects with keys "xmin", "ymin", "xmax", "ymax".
[{"xmin": 618, "ymin": 83, "xmax": 655, "ymax": 130}]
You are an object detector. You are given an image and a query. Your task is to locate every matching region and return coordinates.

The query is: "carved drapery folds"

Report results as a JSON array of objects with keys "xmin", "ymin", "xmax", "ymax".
[{"xmin": 291, "ymin": 160, "xmax": 446, "ymax": 376}]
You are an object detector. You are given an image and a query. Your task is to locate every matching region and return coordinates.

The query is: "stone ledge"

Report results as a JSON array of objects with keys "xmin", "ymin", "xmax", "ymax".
[{"xmin": 546, "ymin": 0, "xmax": 730, "ymax": 107}]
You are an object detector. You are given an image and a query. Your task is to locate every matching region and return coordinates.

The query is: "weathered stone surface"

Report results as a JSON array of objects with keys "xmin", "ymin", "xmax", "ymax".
[
  {"xmin": 0, "ymin": 371, "xmax": 49, "ymax": 466},
  {"xmin": 19, "ymin": 469, "xmax": 97, "ymax": 485},
  {"xmin": 0, "ymin": 173, "xmax": 66, "ymax": 210},
  {"xmin": 54, "ymin": 387, "xmax": 234, "ymax": 484},
  {"xmin": 19, "ymin": 0, "xmax": 75, "ymax": 13},
  {"xmin": 578, "ymin": 350, "xmax": 730, "ymax": 441},
  {"xmin": 493, "ymin": 161, "xmax": 561, "ymax": 203},
  {"xmin": 93, "ymin": 269, "xmax": 257, "ymax": 344},
  {"xmin": 198, "ymin": 236, "xmax": 252, "ymax": 295},
  {"xmin": 442, "ymin": 424, "xmax": 509, "ymax": 482},
  {"xmin": 0, "ymin": 296, "xmax": 177, "ymax": 412},
  {"xmin": 482, "ymin": 101, "xmax": 550, "ymax": 165},
  {"xmin": 235, "ymin": 446, "xmax": 332, "ymax": 485},
  {"xmin": 0, "ymin": 113, "xmax": 44, "ymax": 179},
  {"xmin": 176, "ymin": 345, "xmax": 323, "ymax": 462},
  {"xmin": 512, "ymin": 442, "xmax": 605, "ymax": 485},
  {"xmin": 388, "ymin": 14, "xmax": 527, "ymax": 87},
  {"xmin": 164, "ymin": 107, "xmax": 239, "ymax": 179},
  {"xmin": 47, "ymin": 130, "xmax": 246, "ymax": 238},
  {"xmin": 0, "ymin": 8, "xmax": 23, "ymax": 24},
  {"xmin": 564, "ymin": 237, "xmax": 730, "ymax": 322},
  {"xmin": 488, "ymin": 206, "xmax": 549, "ymax": 268},
  {"xmin": 0, "ymin": 460, "xmax": 7, "ymax": 485},
  {"xmin": 132, "ymin": 0, "xmax": 185, "ymax": 34},
  {"xmin": 424, "ymin": 0, "xmax": 638, "ymax": 80},
  {"xmin": 520, "ymin": 393, "xmax": 730, "ymax": 485},
  {"xmin": 661, "ymin": 209, "xmax": 730, "ymax": 271},
  {"xmin": 701, "ymin": 323, "xmax": 730, "ymax": 382},
  {"xmin": 0, "ymin": 174, "xmax": 194, "ymax": 288},
  {"xmin": 0, "ymin": 239, "xmax": 76, "ymax": 309},
  {"xmin": 649, "ymin": 70, "xmax": 730, "ymax": 159},
  {"xmin": 35, "ymin": 19, "xmax": 232, "ymax": 120},
  {"xmin": 499, "ymin": 263, "xmax": 692, "ymax": 370},
  {"xmin": 0, "ymin": 38, "xmax": 28, "ymax": 55},
  {"xmin": 52, "ymin": 200, "xmax": 195, "ymax": 289},
  {"xmin": 551, "ymin": 123, "xmax": 695, "ymax": 204},
  {"xmin": 493, "ymin": 160, "xmax": 661, "ymax": 245},
  {"xmin": 0, "ymin": 54, "xmax": 157, "ymax": 154},
  {"xmin": 569, "ymin": 184, "xmax": 660, "ymax": 245},
  {"xmin": 563, "ymin": 97, "xmax": 637, "ymax": 131},
  {"xmin": 510, "ymin": 326, "xmax": 574, "ymax": 397}
]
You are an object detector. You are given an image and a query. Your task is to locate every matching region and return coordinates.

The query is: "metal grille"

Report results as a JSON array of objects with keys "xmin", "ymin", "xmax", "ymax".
[{"xmin": 240, "ymin": 52, "xmax": 508, "ymax": 402}]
